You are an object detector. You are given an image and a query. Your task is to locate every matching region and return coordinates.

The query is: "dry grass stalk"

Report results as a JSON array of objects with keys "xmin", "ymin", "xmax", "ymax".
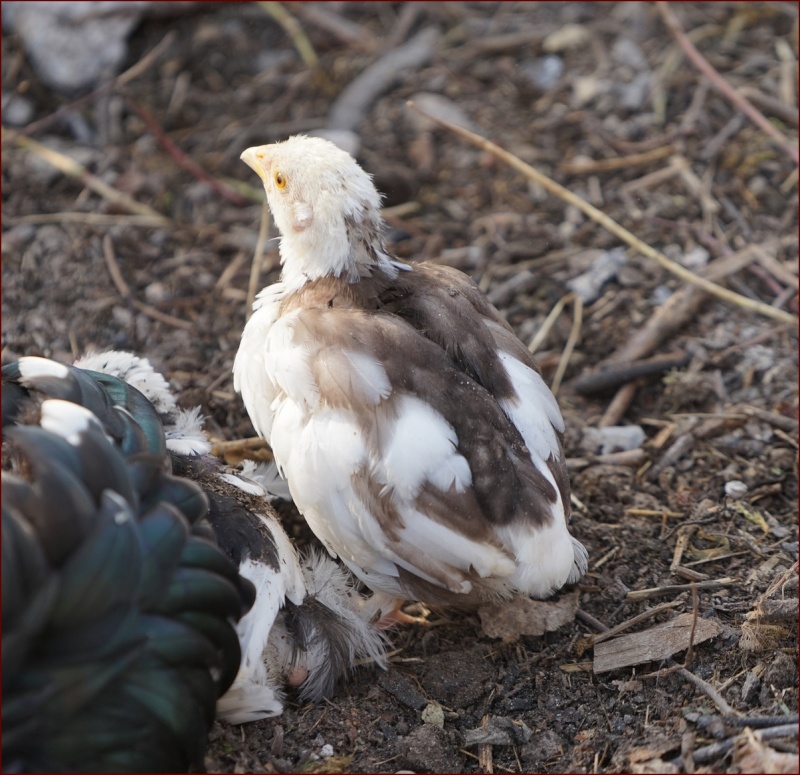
[
  {"xmin": 246, "ymin": 202, "xmax": 272, "ymax": 321},
  {"xmin": 259, "ymin": 1, "xmax": 318, "ymax": 67},
  {"xmin": 6, "ymin": 130, "xmax": 170, "ymax": 224},
  {"xmin": 405, "ymin": 100, "xmax": 798, "ymax": 326}
]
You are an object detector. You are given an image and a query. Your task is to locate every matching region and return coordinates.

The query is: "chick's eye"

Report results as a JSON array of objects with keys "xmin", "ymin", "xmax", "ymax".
[{"xmin": 274, "ymin": 171, "xmax": 287, "ymax": 189}]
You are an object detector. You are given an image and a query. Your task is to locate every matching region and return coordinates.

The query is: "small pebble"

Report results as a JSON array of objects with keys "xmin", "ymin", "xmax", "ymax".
[
  {"xmin": 521, "ymin": 55, "xmax": 563, "ymax": 91},
  {"xmin": 724, "ymin": 480, "xmax": 748, "ymax": 500},
  {"xmin": 2, "ymin": 92, "xmax": 34, "ymax": 126}
]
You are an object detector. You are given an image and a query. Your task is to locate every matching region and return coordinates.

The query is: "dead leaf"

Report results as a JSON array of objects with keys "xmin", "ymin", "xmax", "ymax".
[
  {"xmin": 478, "ymin": 589, "xmax": 579, "ymax": 642},
  {"xmin": 733, "ymin": 728, "xmax": 799, "ymax": 774},
  {"xmin": 593, "ymin": 613, "xmax": 723, "ymax": 673}
]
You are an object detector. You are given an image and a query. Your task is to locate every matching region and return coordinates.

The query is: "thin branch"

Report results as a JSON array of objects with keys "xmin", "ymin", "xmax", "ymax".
[
  {"xmin": 102, "ymin": 235, "xmax": 131, "ymax": 299},
  {"xmin": 405, "ymin": 100, "xmax": 797, "ymax": 327},
  {"xmin": 246, "ymin": 201, "xmax": 272, "ymax": 321},
  {"xmin": 655, "ymin": 2, "xmax": 799, "ymax": 165},
  {"xmin": 120, "ymin": 87, "xmax": 248, "ymax": 206},
  {"xmin": 551, "ymin": 294, "xmax": 582, "ymax": 397}
]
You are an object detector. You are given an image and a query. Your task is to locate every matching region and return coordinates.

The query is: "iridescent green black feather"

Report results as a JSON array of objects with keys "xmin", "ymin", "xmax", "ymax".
[{"xmin": 2, "ymin": 359, "xmax": 255, "ymax": 773}]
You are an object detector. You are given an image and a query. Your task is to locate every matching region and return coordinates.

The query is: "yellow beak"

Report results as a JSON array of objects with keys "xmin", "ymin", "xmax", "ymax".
[{"xmin": 240, "ymin": 146, "xmax": 267, "ymax": 182}]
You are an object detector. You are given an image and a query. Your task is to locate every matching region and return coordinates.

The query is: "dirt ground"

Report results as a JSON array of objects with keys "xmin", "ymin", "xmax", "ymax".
[{"xmin": 2, "ymin": 3, "xmax": 798, "ymax": 773}]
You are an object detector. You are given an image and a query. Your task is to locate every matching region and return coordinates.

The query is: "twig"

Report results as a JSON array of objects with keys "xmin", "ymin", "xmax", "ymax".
[
  {"xmin": 591, "ymin": 600, "xmax": 683, "ymax": 645},
  {"xmin": 574, "ymin": 350, "xmax": 690, "ymax": 395},
  {"xmin": 681, "ymin": 728, "xmax": 696, "ymax": 775},
  {"xmin": 551, "ymin": 294, "xmax": 582, "ymax": 397},
  {"xmin": 102, "ymin": 235, "xmax": 131, "ymax": 298},
  {"xmin": 246, "ymin": 202, "xmax": 272, "ymax": 321},
  {"xmin": 6, "ymin": 130, "xmax": 170, "ymax": 224},
  {"xmin": 259, "ymin": 1, "xmax": 318, "ymax": 67},
  {"xmin": 655, "ymin": 2, "xmax": 799, "ymax": 165},
  {"xmin": 528, "ymin": 293, "xmax": 578, "ymax": 356},
  {"xmin": 679, "ymin": 667, "xmax": 736, "ymax": 716},
  {"xmin": 210, "ymin": 436, "xmax": 271, "ymax": 457},
  {"xmin": 737, "ymin": 86, "xmax": 799, "ymax": 127},
  {"xmin": 330, "ymin": 29, "xmax": 439, "ymax": 132},
  {"xmin": 750, "ymin": 245, "xmax": 800, "ymax": 291},
  {"xmin": 603, "ymin": 245, "xmax": 766, "ymax": 366},
  {"xmin": 405, "ymin": 100, "xmax": 798, "ymax": 326},
  {"xmin": 6, "ymin": 212, "xmax": 167, "ymax": 227},
  {"xmin": 684, "ymin": 583, "xmax": 699, "ymax": 668},
  {"xmin": 699, "ymin": 714, "xmax": 799, "ymax": 731},
  {"xmin": 735, "ymin": 404, "xmax": 799, "ymax": 433},
  {"xmin": 566, "ymin": 448, "xmax": 647, "ymax": 470},
  {"xmin": 120, "ymin": 87, "xmax": 248, "ymax": 206},
  {"xmin": 102, "ymin": 235, "xmax": 193, "ymax": 331},
  {"xmin": 478, "ymin": 715, "xmax": 494, "ymax": 775},
  {"xmin": 576, "ymin": 609, "xmax": 609, "ymax": 633},
  {"xmin": 693, "ymin": 725, "xmax": 799, "ymax": 765},
  {"xmin": 131, "ymin": 300, "xmax": 194, "ymax": 331},
  {"xmin": 599, "ymin": 382, "xmax": 640, "ymax": 428},
  {"xmin": 560, "ymin": 145, "xmax": 676, "ymax": 174},
  {"xmin": 626, "ymin": 578, "xmax": 735, "ymax": 601},
  {"xmin": 710, "ymin": 323, "xmax": 794, "ymax": 364}
]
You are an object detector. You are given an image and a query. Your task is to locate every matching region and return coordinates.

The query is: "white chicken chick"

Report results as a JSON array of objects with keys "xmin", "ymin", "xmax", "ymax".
[{"xmin": 234, "ymin": 135, "xmax": 588, "ymax": 617}]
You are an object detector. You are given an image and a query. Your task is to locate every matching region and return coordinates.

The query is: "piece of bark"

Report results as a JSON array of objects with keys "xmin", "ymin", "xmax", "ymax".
[{"xmin": 593, "ymin": 612, "xmax": 722, "ymax": 673}]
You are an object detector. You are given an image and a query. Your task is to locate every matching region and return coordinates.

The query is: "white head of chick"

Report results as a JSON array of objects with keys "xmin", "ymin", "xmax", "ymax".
[
  {"xmin": 241, "ymin": 136, "xmax": 398, "ymax": 290},
  {"xmin": 235, "ymin": 135, "xmax": 587, "ymax": 621}
]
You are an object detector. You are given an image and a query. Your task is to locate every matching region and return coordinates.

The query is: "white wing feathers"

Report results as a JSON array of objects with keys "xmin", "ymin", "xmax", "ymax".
[{"xmin": 238, "ymin": 293, "xmax": 580, "ymax": 600}]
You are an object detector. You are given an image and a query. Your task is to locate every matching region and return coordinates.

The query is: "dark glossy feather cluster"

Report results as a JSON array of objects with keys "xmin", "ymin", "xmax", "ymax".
[{"xmin": 2, "ymin": 359, "xmax": 255, "ymax": 773}]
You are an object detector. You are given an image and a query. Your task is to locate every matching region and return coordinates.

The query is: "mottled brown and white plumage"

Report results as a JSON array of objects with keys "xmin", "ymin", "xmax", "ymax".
[{"xmin": 234, "ymin": 135, "xmax": 587, "ymax": 611}]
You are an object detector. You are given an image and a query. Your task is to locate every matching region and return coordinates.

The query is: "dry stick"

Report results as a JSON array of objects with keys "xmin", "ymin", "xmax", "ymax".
[
  {"xmin": 566, "ymin": 447, "xmax": 647, "ymax": 470},
  {"xmin": 7, "ymin": 31, "xmax": 176, "ymax": 141},
  {"xmin": 693, "ymin": 725, "xmax": 799, "ymax": 765},
  {"xmin": 103, "ymin": 235, "xmax": 194, "ymax": 331},
  {"xmin": 246, "ymin": 202, "xmax": 272, "ymax": 321},
  {"xmin": 599, "ymin": 382, "xmax": 640, "ymax": 428},
  {"xmin": 573, "ymin": 350, "xmax": 690, "ymax": 395},
  {"xmin": 7, "ymin": 212, "xmax": 167, "ymax": 227},
  {"xmin": 655, "ymin": 2, "xmax": 799, "ymax": 165},
  {"xmin": 209, "ymin": 436, "xmax": 271, "ymax": 457},
  {"xmin": 331, "ymin": 30, "xmax": 439, "ymax": 133},
  {"xmin": 551, "ymin": 294, "xmax": 583, "ymax": 397},
  {"xmin": 6, "ymin": 131, "xmax": 170, "ymax": 224},
  {"xmin": 120, "ymin": 88, "xmax": 248, "ymax": 207},
  {"xmin": 678, "ymin": 666, "xmax": 736, "ymax": 717},
  {"xmin": 609, "ymin": 246, "xmax": 764, "ymax": 365},
  {"xmin": 478, "ymin": 715, "xmax": 494, "ymax": 775},
  {"xmin": 684, "ymin": 583, "xmax": 699, "ymax": 668},
  {"xmin": 560, "ymin": 144, "xmax": 676, "ymax": 174},
  {"xmin": 260, "ymin": 1, "xmax": 318, "ymax": 68},
  {"xmin": 528, "ymin": 293, "xmax": 573, "ymax": 354},
  {"xmin": 131, "ymin": 301, "xmax": 194, "ymax": 331},
  {"xmin": 405, "ymin": 100, "xmax": 798, "ymax": 327},
  {"xmin": 102, "ymin": 234, "xmax": 132, "ymax": 299},
  {"xmin": 626, "ymin": 577, "xmax": 735, "ymax": 602},
  {"xmin": 590, "ymin": 600, "xmax": 683, "ymax": 645}
]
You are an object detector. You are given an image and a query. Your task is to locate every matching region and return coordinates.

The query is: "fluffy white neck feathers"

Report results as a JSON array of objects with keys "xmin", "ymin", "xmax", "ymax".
[{"xmin": 241, "ymin": 136, "xmax": 396, "ymax": 290}]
